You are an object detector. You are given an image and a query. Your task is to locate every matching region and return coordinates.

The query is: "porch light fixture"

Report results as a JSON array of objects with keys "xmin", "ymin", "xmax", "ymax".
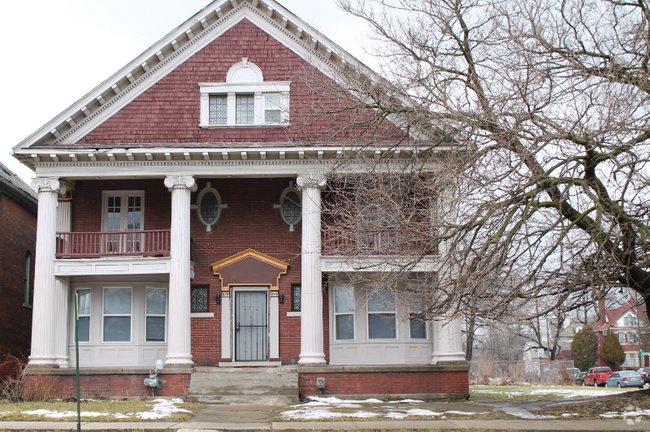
[
  {"xmin": 215, "ymin": 294, "xmax": 221, "ymax": 304},
  {"xmin": 279, "ymin": 293, "xmax": 285, "ymax": 304}
]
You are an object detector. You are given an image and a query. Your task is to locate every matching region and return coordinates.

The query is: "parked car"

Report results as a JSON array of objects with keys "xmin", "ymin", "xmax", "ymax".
[
  {"xmin": 582, "ymin": 366, "xmax": 613, "ymax": 386},
  {"xmin": 574, "ymin": 371, "xmax": 586, "ymax": 385},
  {"xmin": 636, "ymin": 367, "xmax": 650, "ymax": 384},
  {"xmin": 606, "ymin": 371, "xmax": 644, "ymax": 388}
]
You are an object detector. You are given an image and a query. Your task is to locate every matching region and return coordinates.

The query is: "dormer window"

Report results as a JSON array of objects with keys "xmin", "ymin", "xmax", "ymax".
[{"xmin": 200, "ymin": 58, "xmax": 290, "ymax": 127}]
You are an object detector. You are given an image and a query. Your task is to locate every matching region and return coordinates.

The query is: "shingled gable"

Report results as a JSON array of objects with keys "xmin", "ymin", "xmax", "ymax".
[{"xmin": 12, "ymin": 0, "xmax": 413, "ymax": 171}]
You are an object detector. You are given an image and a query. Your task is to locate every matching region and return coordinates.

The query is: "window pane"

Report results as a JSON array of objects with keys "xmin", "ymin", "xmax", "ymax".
[
  {"xmin": 200, "ymin": 192, "xmax": 219, "ymax": 224},
  {"xmin": 265, "ymin": 94, "xmax": 281, "ymax": 108},
  {"xmin": 103, "ymin": 316, "xmax": 131, "ymax": 341},
  {"xmin": 265, "ymin": 109, "xmax": 281, "ymax": 123},
  {"xmin": 146, "ymin": 316, "xmax": 165, "ymax": 342},
  {"xmin": 78, "ymin": 289, "xmax": 91, "ymax": 315},
  {"xmin": 292, "ymin": 285, "xmax": 301, "ymax": 311},
  {"xmin": 368, "ymin": 313, "xmax": 397, "ymax": 339},
  {"xmin": 127, "ymin": 196, "xmax": 141, "ymax": 230},
  {"xmin": 236, "ymin": 94, "xmax": 254, "ymax": 124},
  {"xmin": 104, "ymin": 288, "xmax": 131, "ymax": 314},
  {"xmin": 146, "ymin": 288, "xmax": 166, "ymax": 314},
  {"xmin": 78, "ymin": 316, "xmax": 90, "ymax": 342},
  {"xmin": 410, "ymin": 318, "xmax": 426, "ymax": 339},
  {"xmin": 335, "ymin": 286, "xmax": 354, "ymax": 313},
  {"xmin": 282, "ymin": 191, "xmax": 301, "ymax": 224},
  {"xmin": 368, "ymin": 290, "xmax": 396, "ymax": 312},
  {"xmin": 191, "ymin": 286, "xmax": 209, "ymax": 312},
  {"xmin": 209, "ymin": 95, "xmax": 227, "ymax": 124},
  {"xmin": 335, "ymin": 314, "xmax": 354, "ymax": 340}
]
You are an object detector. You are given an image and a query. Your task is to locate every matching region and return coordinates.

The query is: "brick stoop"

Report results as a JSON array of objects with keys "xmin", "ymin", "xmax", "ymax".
[{"xmin": 186, "ymin": 366, "xmax": 299, "ymax": 405}]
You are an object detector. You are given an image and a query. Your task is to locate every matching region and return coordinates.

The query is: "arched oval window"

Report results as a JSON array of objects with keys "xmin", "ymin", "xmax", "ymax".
[
  {"xmin": 279, "ymin": 185, "xmax": 301, "ymax": 231},
  {"xmin": 196, "ymin": 183, "xmax": 225, "ymax": 231}
]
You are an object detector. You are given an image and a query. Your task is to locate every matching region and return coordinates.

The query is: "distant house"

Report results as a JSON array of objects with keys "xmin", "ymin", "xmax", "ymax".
[
  {"xmin": 592, "ymin": 299, "xmax": 648, "ymax": 369},
  {"xmin": 0, "ymin": 162, "xmax": 37, "ymax": 376}
]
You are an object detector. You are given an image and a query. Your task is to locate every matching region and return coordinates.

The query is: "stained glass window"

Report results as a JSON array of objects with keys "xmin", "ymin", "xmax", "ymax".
[
  {"xmin": 192, "ymin": 286, "xmax": 209, "ymax": 312},
  {"xmin": 209, "ymin": 95, "xmax": 227, "ymax": 124}
]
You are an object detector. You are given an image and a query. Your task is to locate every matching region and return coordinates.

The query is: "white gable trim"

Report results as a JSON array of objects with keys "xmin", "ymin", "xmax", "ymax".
[{"xmin": 13, "ymin": 0, "xmax": 370, "ymax": 154}]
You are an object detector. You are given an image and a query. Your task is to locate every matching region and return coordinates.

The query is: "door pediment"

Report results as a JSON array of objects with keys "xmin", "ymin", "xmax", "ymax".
[{"xmin": 210, "ymin": 249, "xmax": 289, "ymax": 291}]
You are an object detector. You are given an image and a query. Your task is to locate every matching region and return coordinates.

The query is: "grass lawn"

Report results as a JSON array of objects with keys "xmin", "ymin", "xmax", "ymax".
[{"xmin": 0, "ymin": 399, "xmax": 204, "ymax": 422}]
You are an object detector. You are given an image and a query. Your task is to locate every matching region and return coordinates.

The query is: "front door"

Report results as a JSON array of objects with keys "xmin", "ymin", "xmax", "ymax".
[{"xmin": 234, "ymin": 290, "xmax": 268, "ymax": 361}]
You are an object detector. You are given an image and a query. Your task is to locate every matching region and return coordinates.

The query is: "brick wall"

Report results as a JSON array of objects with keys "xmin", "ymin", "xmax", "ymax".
[
  {"xmin": 75, "ymin": 19, "xmax": 404, "ymax": 147},
  {"xmin": 299, "ymin": 370, "xmax": 469, "ymax": 398},
  {"xmin": 24, "ymin": 373, "xmax": 191, "ymax": 398},
  {"xmin": 70, "ymin": 177, "xmax": 309, "ymax": 365},
  {"xmin": 0, "ymin": 194, "xmax": 36, "ymax": 376}
]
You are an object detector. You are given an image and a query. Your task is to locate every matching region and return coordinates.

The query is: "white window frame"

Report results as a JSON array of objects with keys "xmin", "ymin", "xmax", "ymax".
[
  {"xmin": 102, "ymin": 191, "xmax": 145, "ymax": 232},
  {"xmin": 366, "ymin": 288, "xmax": 398, "ymax": 340},
  {"xmin": 334, "ymin": 285, "xmax": 356, "ymax": 341},
  {"xmin": 145, "ymin": 287, "xmax": 167, "ymax": 343},
  {"xmin": 75, "ymin": 288, "xmax": 92, "ymax": 343},
  {"xmin": 199, "ymin": 82, "xmax": 290, "ymax": 127},
  {"xmin": 619, "ymin": 332, "xmax": 626, "ymax": 344},
  {"xmin": 102, "ymin": 287, "xmax": 133, "ymax": 343}
]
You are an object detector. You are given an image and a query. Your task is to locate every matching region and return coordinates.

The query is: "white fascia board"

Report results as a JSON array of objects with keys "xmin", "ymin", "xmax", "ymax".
[
  {"xmin": 13, "ymin": 2, "xmax": 371, "ymax": 155},
  {"xmin": 33, "ymin": 160, "xmax": 335, "ymax": 179},
  {"xmin": 320, "ymin": 256, "xmax": 440, "ymax": 273},
  {"xmin": 199, "ymin": 82, "xmax": 291, "ymax": 93}
]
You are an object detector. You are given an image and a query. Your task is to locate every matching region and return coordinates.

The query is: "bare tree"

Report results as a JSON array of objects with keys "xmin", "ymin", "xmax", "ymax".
[{"xmin": 318, "ymin": 0, "xmax": 650, "ymax": 322}]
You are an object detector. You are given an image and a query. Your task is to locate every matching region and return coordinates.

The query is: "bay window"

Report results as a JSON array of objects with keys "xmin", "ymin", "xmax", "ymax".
[
  {"xmin": 334, "ymin": 286, "xmax": 355, "ymax": 340},
  {"xmin": 145, "ymin": 288, "xmax": 166, "ymax": 342},
  {"xmin": 103, "ymin": 288, "xmax": 132, "ymax": 342},
  {"xmin": 367, "ymin": 289, "xmax": 397, "ymax": 339}
]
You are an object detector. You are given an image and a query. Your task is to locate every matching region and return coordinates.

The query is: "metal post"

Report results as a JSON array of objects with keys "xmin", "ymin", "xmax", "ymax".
[{"xmin": 75, "ymin": 293, "xmax": 81, "ymax": 432}]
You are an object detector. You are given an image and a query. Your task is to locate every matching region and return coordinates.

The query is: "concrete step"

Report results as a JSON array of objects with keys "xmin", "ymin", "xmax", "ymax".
[
  {"xmin": 187, "ymin": 394, "xmax": 297, "ymax": 405},
  {"xmin": 187, "ymin": 366, "xmax": 299, "ymax": 405}
]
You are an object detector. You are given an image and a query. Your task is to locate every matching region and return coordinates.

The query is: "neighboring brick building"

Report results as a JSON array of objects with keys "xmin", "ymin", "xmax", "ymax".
[
  {"xmin": 592, "ymin": 299, "xmax": 649, "ymax": 369},
  {"xmin": 0, "ymin": 162, "xmax": 37, "ymax": 376},
  {"xmin": 13, "ymin": 0, "xmax": 467, "ymax": 400}
]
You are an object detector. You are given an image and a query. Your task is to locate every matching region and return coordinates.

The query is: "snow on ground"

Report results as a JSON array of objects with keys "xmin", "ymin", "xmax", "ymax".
[
  {"xmin": 472, "ymin": 387, "xmax": 626, "ymax": 398},
  {"xmin": 2, "ymin": 398, "xmax": 190, "ymax": 420},
  {"xmin": 280, "ymin": 397, "xmax": 490, "ymax": 420}
]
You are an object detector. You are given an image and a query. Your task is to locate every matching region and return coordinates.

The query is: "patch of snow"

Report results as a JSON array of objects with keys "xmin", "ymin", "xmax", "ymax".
[
  {"xmin": 561, "ymin": 413, "xmax": 580, "ymax": 417},
  {"xmin": 281, "ymin": 407, "xmax": 380, "ymax": 420},
  {"xmin": 135, "ymin": 399, "xmax": 190, "ymax": 420},
  {"xmin": 388, "ymin": 399, "xmax": 425, "ymax": 404},
  {"xmin": 445, "ymin": 410, "xmax": 491, "ymax": 415}
]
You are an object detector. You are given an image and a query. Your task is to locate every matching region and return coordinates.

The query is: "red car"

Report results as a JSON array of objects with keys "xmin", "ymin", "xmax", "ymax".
[{"xmin": 582, "ymin": 366, "xmax": 613, "ymax": 386}]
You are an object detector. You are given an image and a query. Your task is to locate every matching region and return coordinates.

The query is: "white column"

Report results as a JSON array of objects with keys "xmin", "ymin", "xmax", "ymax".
[
  {"xmin": 297, "ymin": 174, "xmax": 326, "ymax": 364},
  {"xmin": 164, "ymin": 175, "xmax": 196, "ymax": 366},
  {"xmin": 220, "ymin": 291, "xmax": 231, "ymax": 361},
  {"xmin": 54, "ymin": 198, "xmax": 72, "ymax": 367},
  {"xmin": 269, "ymin": 291, "xmax": 280, "ymax": 361},
  {"xmin": 29, "ymin": 177, "xmax": 64, "ymax": 366},
  {"xmin": 431, "ymin": 317, "xmax": 465, "ymax": 363}
]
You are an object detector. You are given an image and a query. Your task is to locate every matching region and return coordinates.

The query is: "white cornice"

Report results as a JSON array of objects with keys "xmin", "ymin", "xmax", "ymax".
[{"xmin": 13, "ymin": 0, "xmax": 375, "ymax": 155}]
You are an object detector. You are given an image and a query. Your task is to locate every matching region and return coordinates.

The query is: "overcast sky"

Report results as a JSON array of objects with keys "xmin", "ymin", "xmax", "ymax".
[{"xmin": 0, "ymin": 0, "xmax": 375, "ymax": 183}]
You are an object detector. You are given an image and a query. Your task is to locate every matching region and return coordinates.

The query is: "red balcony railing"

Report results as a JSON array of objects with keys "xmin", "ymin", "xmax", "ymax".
[
  {"xmin": 322, "ymin": 228, "xmax": 438, "ymax": 255},
  {"xmin": 56, "ymin": 230, "xmax": 171, "ymax": 258}
]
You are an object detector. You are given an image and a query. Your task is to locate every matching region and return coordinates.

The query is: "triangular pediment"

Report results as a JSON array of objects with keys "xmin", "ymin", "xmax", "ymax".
[
  {"xmin": 13, "ymin": 0, "xmax": 383, "ymax": 161},
  {"xmin": 210, "ymin": 248, "xmax": 289, "ymax": 291}
]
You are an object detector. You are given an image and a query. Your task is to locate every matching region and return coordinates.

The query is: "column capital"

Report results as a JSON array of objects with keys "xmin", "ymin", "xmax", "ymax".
[
  {"xmin": 164, "ymin": 175, "xmax": 197, "ymax": 192},
  {"xmin": 31, "ymin": 177, "xmax": 65, "ymax": 194},
  {"xmin": 296, "ymin": 174, "xmax": 326, "ymax": 190}
]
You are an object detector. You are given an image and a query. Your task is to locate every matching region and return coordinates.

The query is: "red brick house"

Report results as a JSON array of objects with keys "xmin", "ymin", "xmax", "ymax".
[
  {"xmin": 0, "ymin": 162, "xmax": 37, "ymax": 376},
  {"xmin": 592, "ymin": 299, "xmax": 648, "ymax": 369},
  {"xmin": 13, "ymin": 0, "xmax": 467, "ymax": 401}
]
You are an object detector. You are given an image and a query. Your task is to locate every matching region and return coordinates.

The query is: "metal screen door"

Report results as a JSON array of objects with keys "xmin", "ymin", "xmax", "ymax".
[{"xmin": 234, "ymin": 290, "xmax": 268, "ymax": 361}]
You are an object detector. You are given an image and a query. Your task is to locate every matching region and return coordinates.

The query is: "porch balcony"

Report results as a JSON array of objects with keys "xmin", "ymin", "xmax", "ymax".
[
  {"xmin": 56, "ymin": 230, "xmax": 171, "ymax": 259},
  {"xmin": 321, "ymin": 228, "xmax": 438, "ymax": 256}
]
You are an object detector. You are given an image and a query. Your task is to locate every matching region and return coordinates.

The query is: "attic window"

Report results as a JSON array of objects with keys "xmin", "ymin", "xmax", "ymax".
[{"xmin": 199, "ymin": 58, "xmax": 290, "ymax": 127}]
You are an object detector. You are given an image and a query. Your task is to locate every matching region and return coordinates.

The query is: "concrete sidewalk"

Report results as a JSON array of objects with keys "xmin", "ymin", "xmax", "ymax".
[
  {"xmin": 2, "ymin": 418, "xmax": 650, "ymax": 431},
  {"xmin": 2, "ymin": 403, "xmax": 650, "ymax": 431}
]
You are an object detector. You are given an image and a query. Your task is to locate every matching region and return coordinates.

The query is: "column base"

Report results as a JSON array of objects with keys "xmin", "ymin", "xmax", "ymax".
[
  {"xmin": 298, "ymin": 353, "xmax": 326, "ymax": 364},
  {"xmin": 56, "ymin": 358, "xmax": 70, "ymax": 368},
  {"xmin": 431, "ymin": 352, "xmax": 466, "ymax": 364},
  {"xmin": 27, "ymin": 357, "xmax": 58, "ymax": 367},
  {"xmin": 165, "ymin": 354, "xmax": 194, "ymax": 366}
]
